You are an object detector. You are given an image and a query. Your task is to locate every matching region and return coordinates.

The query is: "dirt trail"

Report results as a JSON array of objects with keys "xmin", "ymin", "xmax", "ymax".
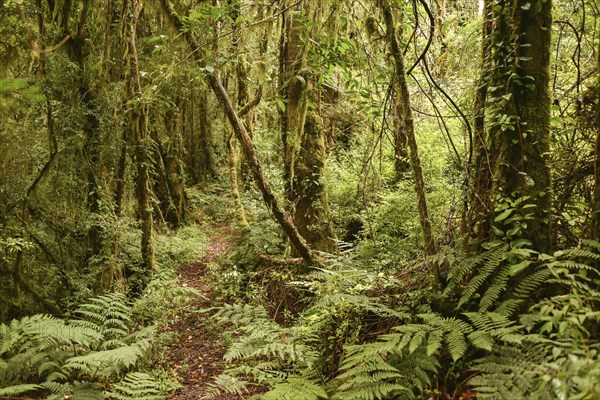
[{"xmin": 166, "ymin": 226, "xmax": 237, "ymax": 400}]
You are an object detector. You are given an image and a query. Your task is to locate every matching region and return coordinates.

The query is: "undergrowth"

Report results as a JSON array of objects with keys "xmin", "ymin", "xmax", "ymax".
[
  {"xmin": 203, "ymin": 228, "xmax": 600, "ymax": 399},
  {"xmin": 0, "ymin": 222, "xmax": 208, "ymax": 399}
]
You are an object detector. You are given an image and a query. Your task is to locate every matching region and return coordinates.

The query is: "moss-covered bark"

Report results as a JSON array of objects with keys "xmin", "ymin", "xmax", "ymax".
[
  {"xmin": 467, "ymin": 0, "xmax": 493, "ymax": 244},
  {"xmin": 379, "ymin": 0, "xmax": 437, "ymax": 262},
  {"xmin": 591, "ymin": 37, "xmax": 600, "ymax": 239},
  {"xmin": 485, "ymin": 0, "xmax": 553, "ymax": 251},
  {"xmin": 280, "ymin": 2, "xmax": 335, "ymax": 253},
  {"xmin": 126, "ymin": 0, "xmax": 155, "ymax": 275},
  {"xmin": 293, "ymin": 111, "xmax": 335, "ymax": 253}
]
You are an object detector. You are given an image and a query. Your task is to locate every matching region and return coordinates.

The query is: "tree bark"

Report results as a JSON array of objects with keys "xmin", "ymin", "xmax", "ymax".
[
  {"xmin": 466, "ymin": 0, "xmax": 493, "ymax": 244},
  {"xmin": 280, "ymin": 2, "xmax": 336, "ymax": 253},
  {"xmin": 379, "ymin": 0, "xmax": 437, "ymax": 263},
  {"xmin": 208, "ymin": 73, "xmax": 320, "ymax": 268},
  {"xmin": 486, "ymin": 0, "xmax": 553, "ymax": 252},
  {"xmin": 591, "ymin": 36, "xmax": 600, "ymax": 239},
  {"xmin": 126, "ymin": 0, "xmax": 155, "ymax": 274}
]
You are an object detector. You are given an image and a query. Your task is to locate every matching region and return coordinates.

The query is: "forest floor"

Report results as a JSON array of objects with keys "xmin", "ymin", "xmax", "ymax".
[{"xmin": 165, "ymin": 224, "xmax": 263, "ymax": 399}]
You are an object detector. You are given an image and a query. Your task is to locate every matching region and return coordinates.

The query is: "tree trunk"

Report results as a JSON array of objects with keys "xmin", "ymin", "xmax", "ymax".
[
  {"xmin": 591, "ymin": 37, "xmax": 600, "ymax": 239},
  {"xmin": 227, "ymin": 0, "xmax": 251, "ymax": 230},
  {"xmin": 61, "ymin": 0, "xmax": 104, "ymax": 260},
  {"xmin": 486, "ymin": 0, "xmax": 553, "ymax": 252},
  {"xmin": 466, "ymin": 0, "xmax": 493, "ymax": 244},
  {"xmin": 293, "ymin": 111, "xmax": 335, "ymax": 252},
  {"xmin": 281, "ymin": 4, "xmax": 309, "ymax": 200},
  {"xmin": 280, "ymin": 2, "xmax": 335, "ymax": 253},
  {"xmin": 379, "ymin": 0, "xmax": 437, "ymax": 264},
  {"xmin": 393, "ymin": 87, "xmax": 411, "ymax": 182},
  {"xmin": 126, "ymin": 0, "xmax": 155, "ymax": 274}
]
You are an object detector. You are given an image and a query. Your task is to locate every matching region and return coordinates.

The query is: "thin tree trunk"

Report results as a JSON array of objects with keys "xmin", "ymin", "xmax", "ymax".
[
  {"xmin": 465, "ymin": 0, "xmax": 493, "ymax": 244},
  {"xmin": 393, "ymin": 87, "xmax": 411, "ymax": 181},
  {"xmin": 227, "ymin": 133, "xmax": 250, "ymax": 230},
  {"xmin": 379, "ymin": 0, "xmax": 437, "ymax": 264},
  {"xmin": 126, "ymin": 0, "xmax": 155, "ymax": 274},
  {"xmin": 227, "ymin": 0, "xmax": 251, "ymax": 230},
  {"xmin": 591, "ymin": 36, "xmax": 600, "ymax": 239}
]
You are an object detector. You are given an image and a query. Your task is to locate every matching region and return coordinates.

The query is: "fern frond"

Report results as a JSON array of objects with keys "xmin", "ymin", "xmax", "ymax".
[
  {"xmin": 547, "ymin": 260, "xmax": 598, "ymax": 272},
  {"xmin": 261, "ymin": 376, "xmax": 327, "ymax": 400},
  {"xmin": 0, "ymin": 383, "xmax": 43, "ymax": 396},
  {"xmin": 479, "ymin": 266, "xmax": 510, "ymax": 312},
  {"xmin": 468, "ymin": 345, "xmax": 550, "ymax": 400},
  {"xmin": 63, "ymin": 341, "xmax": 150, "ymax": 379},
  {"xmin": 204, "ymin": 373, "xmax": 249, "ymax": 399},
  {"xmin": 107, "ymin": 372, "xmax": 177, "ymax": 400},
  {"xmin": 445, "ymin": 244, "xmax": 507, "ymax": 296},
  {"xmin": 578, "ymin": 239, "xmax": 600, "ymax": 252},
  {"xmin": 334, "ymin": 352, "xmax": 407, "ymax": 400},
  {"xmin": 458, "ymin": 249, "xmax": 505, "ymax": 308}
]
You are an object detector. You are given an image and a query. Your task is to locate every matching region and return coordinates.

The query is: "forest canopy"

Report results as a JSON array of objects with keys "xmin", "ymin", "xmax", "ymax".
[{"xmin": 1, "ymin": 0, "xmax": 599, "ymax": 399}]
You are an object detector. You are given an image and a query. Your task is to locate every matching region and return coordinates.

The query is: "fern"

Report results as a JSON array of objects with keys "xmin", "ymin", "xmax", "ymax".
[
  {"xmin": 261, "ymin": 376, "xmax": 328, "ymax": 400},
  {"xmin": 467, "ymin": 241, "xmax": 600, "ymax": 399},
  {"xmin": 444, "ymin": 244, "xmax": 507, "ymax": 296},
  {"xmin": 0, "ymin": 293, "xmax": 159, "ymax": 398},
  {"xmin": 460, "ymin": 248, "xmax": 505, "ymax": 308},
  {"xmin": 64, "ymin": 340, "xmax": 151, "ymax": 379},
  {"xmin": 0, "ymin": 383, "xmax": 44, "ymax": 396},
  {"xmin": 468, "ymin": 345, "xmax": 551, "ymax": 400},
  {"xmin": 44, "ymin": 381, "xmax": 104, "ymax": 400},
  {"xmin": 107, "ymin": 372, "xmax": 180, "ymax": 400},
  {"xmin": 331, "ymin": 310, "xmax": 528, "ymax": 399},
  {"xmin": 333, "ymin": 344, "xmax": 410, "ymax": 400},
  {"xmin": 205, "ymin": 303, "xmax": 323, "ymax": 398},
  {"xmin": 204, "ymin": 373, "xmax": 249, "ymax": 399}
]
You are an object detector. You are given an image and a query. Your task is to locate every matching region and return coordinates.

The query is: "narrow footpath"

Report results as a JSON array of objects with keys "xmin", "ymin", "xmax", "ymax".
[{"xmin": 166, "ymin": 225, "xmax": 236, "ymax": 400}]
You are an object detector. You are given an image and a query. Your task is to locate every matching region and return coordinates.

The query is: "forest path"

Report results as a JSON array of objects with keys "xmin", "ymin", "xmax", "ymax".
[{"xmin": 166, "ymin": 224, "xmax": 237, "ymax": 400}]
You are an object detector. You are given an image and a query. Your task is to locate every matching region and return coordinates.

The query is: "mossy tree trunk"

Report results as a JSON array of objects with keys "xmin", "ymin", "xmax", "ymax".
[
  {"xmin": 57, "ymin": 0, "xmax": 104, "ymax": 261},
  {"xmin": 484, "ymin": 0, "xmax": 553, "ymax": 252},
  {"xmin": 379, "ymin": 0, "xmax": 437, "ymax": 263},
  {"xmin": 293, "ymin": 111, "xmax": 335, "ymax": 253},
  {"xmin": 393, "ymin": 88, "xmax": 411, "ymax": 182},
  {"xmin": 280, "ymin": 1, "xmax": 335, "ymax": 253},
  {"xmin": 125, "ymin": 0, "xmax": 155, "ymax": 275},
  {"xmin": 466, "ymin": 0, "xmax": 493, "ymax": 244},
  {"xmin": 591, "ymin": 37, "xmax": 600, "ymax": 239},
  {"xmin": 227, "ymin": 0, "xmax": 250, "ymax": 230}
]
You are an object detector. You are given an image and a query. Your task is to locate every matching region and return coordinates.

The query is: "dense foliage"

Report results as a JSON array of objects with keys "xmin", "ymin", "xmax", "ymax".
[{"xmin": 1, "ymin": 0, "xmax": 599, "ymax": 399}]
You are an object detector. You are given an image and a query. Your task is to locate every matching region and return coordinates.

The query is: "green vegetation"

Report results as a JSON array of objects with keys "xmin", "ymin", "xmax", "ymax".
[{"xmin": 1, "ymin": 0, "xmax": 599, "ymax": 399}]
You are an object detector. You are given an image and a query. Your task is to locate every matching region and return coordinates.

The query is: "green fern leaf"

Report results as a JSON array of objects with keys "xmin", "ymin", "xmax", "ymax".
[
  {"xmin": 262, "ymin": 377, "xmax": 327, "ymax": 400},
  {"xmin": 0, "ymin": 383, "xmax": 43, "ymax": 396}
]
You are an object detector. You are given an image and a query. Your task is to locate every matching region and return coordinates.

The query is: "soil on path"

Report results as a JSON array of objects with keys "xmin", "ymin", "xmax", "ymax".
[{"xmin": 166, "ymin": 225, "xmax": 239, "ymax": 400}]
